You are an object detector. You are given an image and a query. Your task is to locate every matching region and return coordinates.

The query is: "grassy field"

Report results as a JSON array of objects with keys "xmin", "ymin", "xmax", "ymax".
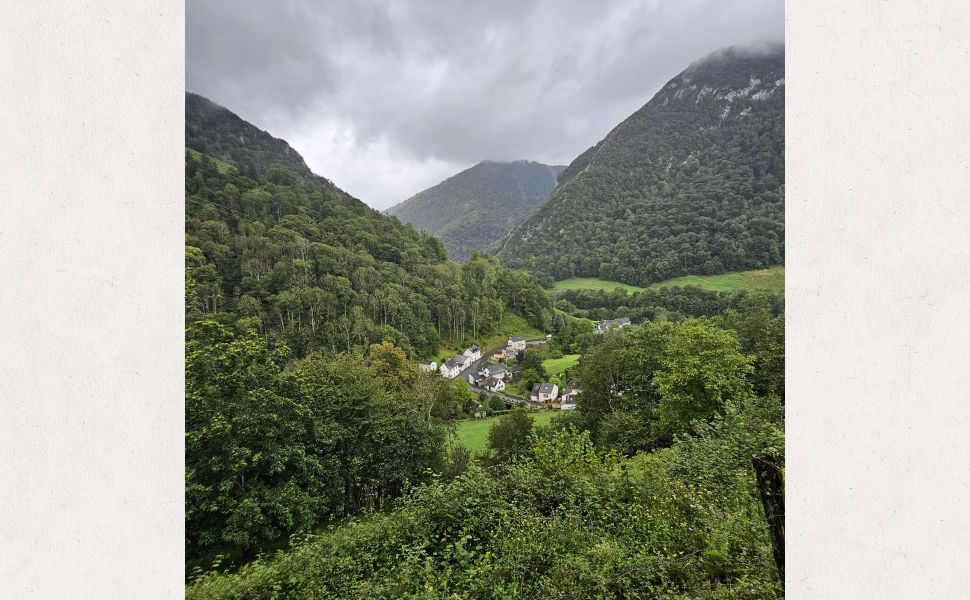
[
  {"xmin": 186, "ymin": 147, "xmax": 237, "ymax": 174},
  {"xmin": 647, "ymin": 266, "xmax": 784, "ymax": 294},
  {"xmin": 551, "ymin": 277, "xmax": 645, "ymax": 293},
  {"xmin": 551, "ymin": 267, "xmax": 784, "ymax": 295},
  {"xmin": 542, "ymin": 354, "xmax": 581, "ymax": 376},
  {"xmin": 453, "ymin": 410, "xmax": 557, "ymax": 455}
]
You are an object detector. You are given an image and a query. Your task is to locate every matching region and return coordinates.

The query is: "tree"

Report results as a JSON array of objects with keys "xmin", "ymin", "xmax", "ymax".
[
  {"xmin": 520, "ymin": 368, "xmax": 542, "ymax": 392},
  {"xmin": 520, "ymin": 349, "xmax": 547, "ymax": 379},
  {"xmin": 185, "ymin": 321, "xmax": 337, "ymax": 560},
  {"xmin": 485, "ymin": 395, "xmax": 507, "ymax": 414},
  {"xmin": 652, "ymin": 321, "xmax": 754, "ymax": 443},
  {"xmin": 487, "ymin": 408, "xmax": 535, "ymax": 461}
]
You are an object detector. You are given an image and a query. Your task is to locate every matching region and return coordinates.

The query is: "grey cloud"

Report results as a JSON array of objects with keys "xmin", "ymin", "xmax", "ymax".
[{"xmin": 188, "ymin": 0, "xmax": 783, "ymax": 209}]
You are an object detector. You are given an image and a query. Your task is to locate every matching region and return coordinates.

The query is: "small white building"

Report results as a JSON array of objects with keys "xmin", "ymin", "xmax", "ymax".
[
  {"xmin": 594, "ymin": 318, "xmax": 632, "ymax": 334},
  {"xmin": 439, "ymin": 357, "xmax": 462, "ymax": 379},
  {"xmin": 530, "ymin": 382, "xmax": 559, "ymax": 403},
  {"xmin": 484, "ymin": 377, "xmax": 505, "ymax": 393},
  {"xmin": 507, "ymin": 336, "xmax": 527, "ymax": 353},
  {"xmin": 479, "ymin": 363, "xmax": 508, "ymax": 381},
  {"xmin": 419, "ymin": 361, "xmax": 437, "ymax": 373},
  {"xmin": 463, "ymin": 345, "xmax": 482, "ymax": 362},
  {"xmin": 559, "ymin": 388, "xmax": 579, "ymax": 410}
]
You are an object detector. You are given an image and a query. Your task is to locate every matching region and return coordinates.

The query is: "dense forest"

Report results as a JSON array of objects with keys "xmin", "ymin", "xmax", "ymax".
[
  {"xmin": 553, "ymin": 285, "xmax": 784, "ymax": 324},
  {"xmin": 496, "ymin": 45, "xmax": 784, "ymax": 286},
  {"xmin": 185, "ymin": 95, "xmax": 552, "ymax": 360},
  {"xmin": 388, "ymin": 160, "xmax": 564, "ymax": 262}
]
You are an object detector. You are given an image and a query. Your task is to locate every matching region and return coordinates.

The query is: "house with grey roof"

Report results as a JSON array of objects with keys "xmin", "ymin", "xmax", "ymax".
[
  {"xmin": 439, "ymin": 356, "xmax": 463, "ymax": 379},
  {"xmin": 559, "ymin": 388, "xmax": 580, "ymax": 410},
  {"xmin": 530, "ymin": 382, "xmax": 559, "ymax": 403},
  {"xmin": 594, "ymin": 317, "xmax": 632, "ymax": 334},
  {"xmin": 483, "ymin": 377, "xmax": 505, "ymax": 393},
  {"xmin": 478, "ymin": 363, "xmax": 508, "ymax": 380}
]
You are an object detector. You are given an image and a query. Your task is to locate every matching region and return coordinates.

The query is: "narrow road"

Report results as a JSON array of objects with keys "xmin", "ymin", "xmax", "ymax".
[{"xmin": 454, "ymin": 338, "xmax": 547, "ymax": 405}]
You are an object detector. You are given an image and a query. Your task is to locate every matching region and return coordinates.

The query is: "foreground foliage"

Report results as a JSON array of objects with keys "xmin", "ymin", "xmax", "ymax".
[
  {"xmin": 186, "ymin": 322, "xmax": 462, "ymax": 563},
  {"xmin": 187, "ymin": 395, "xmax": 783, "ymax": 599}
]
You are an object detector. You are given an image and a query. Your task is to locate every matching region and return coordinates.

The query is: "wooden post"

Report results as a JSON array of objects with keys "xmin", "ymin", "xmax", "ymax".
[{"xmin": 752, "ymin": 454, "xmax": 785, "ymax": 589}]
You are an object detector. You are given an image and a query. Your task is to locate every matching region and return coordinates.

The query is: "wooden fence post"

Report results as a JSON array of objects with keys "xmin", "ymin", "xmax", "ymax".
[{"xmin": 752, "ymin": 454, "xmax": 785, "ymax": 589}]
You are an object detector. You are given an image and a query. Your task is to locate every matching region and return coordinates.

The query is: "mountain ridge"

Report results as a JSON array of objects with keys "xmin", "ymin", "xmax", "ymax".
[
  {"xmin": 495, "ymin": 43, "xmax": 785, "ymax": 286},
  {"xmin": 388, "ymin": 159, "xmax": 565, "ymax": 261}
]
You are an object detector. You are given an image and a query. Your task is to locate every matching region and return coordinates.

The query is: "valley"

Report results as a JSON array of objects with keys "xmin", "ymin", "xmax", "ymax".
[{"xmin": 184, "ymin": 42, "xmax": 786, "ymax": 599}]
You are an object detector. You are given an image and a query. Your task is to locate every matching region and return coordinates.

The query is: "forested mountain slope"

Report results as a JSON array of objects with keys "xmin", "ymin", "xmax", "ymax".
[
  {"xmin": 184, "ymin": 94, "xmax": 554, "ymax": 562},
  {"xmin": 388, "ymin": 160, "xmax": 564, "ymax": 261},
  {"xmin": 184, "ymin": 93, "xmax": 552, "ymax": 360},
  {"xmin": 495, "ymin": 44, "xmax": 785, "ymax": 286}
]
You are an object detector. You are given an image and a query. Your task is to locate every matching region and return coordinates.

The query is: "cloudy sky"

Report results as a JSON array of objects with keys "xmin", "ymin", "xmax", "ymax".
[{"xmin": 187, "ymin": 0, "xmax": 783, "ymax": 210}]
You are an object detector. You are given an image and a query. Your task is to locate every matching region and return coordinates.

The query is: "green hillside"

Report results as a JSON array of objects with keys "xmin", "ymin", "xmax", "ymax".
[
  {"xmin": 496, "ymin": 45, "xmax": 785, "ymax": 287},
  {"xmin": 542, "ymin": 353, "xmax": 581, "ymax": 376},
  {"xmin": 552, "ymin": 277, "xmax": 646, "ymax": 293},
  {"xmin": 648, "ymin": 265, "xmax": 784, "ymax": 293}
]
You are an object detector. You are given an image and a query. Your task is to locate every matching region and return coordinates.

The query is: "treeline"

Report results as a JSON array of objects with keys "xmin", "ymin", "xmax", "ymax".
[
  {"xmin": 554, "ymin": 285, "xmax": 784, "ymax": 322},
  {"xmin": 185, "ymin": 149, "xmax": 552, "ymax": 359}
]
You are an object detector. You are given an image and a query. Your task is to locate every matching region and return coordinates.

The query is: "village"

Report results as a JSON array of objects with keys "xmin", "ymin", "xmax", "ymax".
[{"xmin": 418, "ymin": 317, "xmax": 632, "ymax": 418}]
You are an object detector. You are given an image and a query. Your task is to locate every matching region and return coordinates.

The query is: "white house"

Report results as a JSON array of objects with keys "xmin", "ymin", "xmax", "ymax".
[
  {"xmin": 594, "ymin": 317, "xmax": 632, "ymax": 334},
  {"xmin": 478, "ymin": 363, "xmax": 508, "ymax": 380},
  {"xmin": 484, "ymin": 377, "xmax": 505, "ymax": 393},
  {"xmin": 507, "ymin": 336, "xmax": 527, "ymax": 352},
  {"xmin": 439, "ymin": 357, "xmax": 462, "ymax": 379},
  {"xmin": 530, "ymin": 382, "xmax": 559, "ymax": 403},
  {"xmin": 559, "ymin": 388, "xmax": 580, "ymax": 410},
  {"xmin": 463, "ymin": 345, "xmax": 482, "ymax": 362},
  {"xmin": 419, "ymin": 361, "xmax": 437, "ymax": 373}
]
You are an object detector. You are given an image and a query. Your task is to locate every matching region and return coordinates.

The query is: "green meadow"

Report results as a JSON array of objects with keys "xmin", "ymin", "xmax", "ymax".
[
  {"xmin": 552, "ymin": 266, "xmax": 784, "ymax": 295},
  {"xmin": 551, "ymin": 277, "xmax": 645, "ymax": 293},
  {"xmin": 648, "ymin": 266, "xmax": 784, "ymax": 294},
  {"xmin": 453, "ymin": 410, "xmax": 556, "ymax": 455},
  {"xmin": 542, "ymin": 354, "xmax": 581, "ymax": 376}
]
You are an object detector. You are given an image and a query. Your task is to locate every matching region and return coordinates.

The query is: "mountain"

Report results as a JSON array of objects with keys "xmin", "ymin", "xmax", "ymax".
[
  {"xmin": 184, "ymin": 93, "xmax": 552, "ymax": 360},
  {"xmin": 494, "ymin": 44, "xmax": 785, "ymax": 286},
  {"xmin": 187, "ymin": 92, "xmax": 341, "ymax": 190},
  {"xmin": 387, "ymin": 160, "xmax": 564, "ymax": 262}
]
